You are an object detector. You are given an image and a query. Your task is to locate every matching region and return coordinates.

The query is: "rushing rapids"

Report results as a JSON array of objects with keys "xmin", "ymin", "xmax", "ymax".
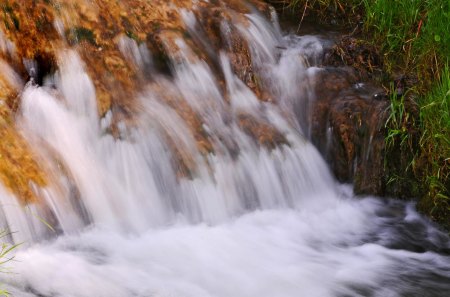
[{"xmin": 0, "ymin": 1, "xmax": 448, "ymax": 296}]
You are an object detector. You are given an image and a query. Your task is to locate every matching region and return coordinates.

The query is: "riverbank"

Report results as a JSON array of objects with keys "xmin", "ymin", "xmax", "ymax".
[{"xmin": 270, "ymin": 0, "xmax": 449, "ymax": 229}]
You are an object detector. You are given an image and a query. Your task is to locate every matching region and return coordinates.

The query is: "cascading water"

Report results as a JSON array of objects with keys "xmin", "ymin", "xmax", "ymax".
[{"xmin": 0, "ymin": 3, "xmax": 449, "ymax": 297}]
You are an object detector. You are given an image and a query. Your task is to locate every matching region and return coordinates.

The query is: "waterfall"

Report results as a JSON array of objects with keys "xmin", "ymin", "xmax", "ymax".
[
  {"xmin": 0, "ymin": 3, "xmax": 448, "ymax": 297},
  {"xmin": 2, "ymin": 8, "xmax": 334, "ymax": 238}
]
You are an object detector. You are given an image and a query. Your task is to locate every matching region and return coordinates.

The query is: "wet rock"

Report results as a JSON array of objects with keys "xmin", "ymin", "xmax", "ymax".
[
  {"xmin": 237, "ymin": 113, "xmax": 288, "ymax": 150},
  {"xmin": 310, "ymin": 69, "xmax": 389, "ymax": 195},
  {"xmin": 190, "ymin": 1, "xmax": 268, "ymax": 99},
  {"xmin": 0, "ymin": 104, "xmax": 46, "ymax": 204}
]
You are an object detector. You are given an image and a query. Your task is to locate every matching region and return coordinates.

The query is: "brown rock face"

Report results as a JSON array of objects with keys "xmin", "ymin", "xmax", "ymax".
[
  {"xmin": 0, "ymin": 104, "xmax": 46, "ymax": 204},
  {"xmin": 310, "ymin": 68, "xmax": 389, "ymax": 195},
  {"xmin": 237, "ymin": 113, "xmax": 288, "ymax": 150}
]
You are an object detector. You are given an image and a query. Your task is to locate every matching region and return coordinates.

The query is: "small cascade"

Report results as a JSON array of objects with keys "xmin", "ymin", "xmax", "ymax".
[
  {"xmin": 0, "ymin": 1, "xmax": 448, "ymax": 296},
  {"xmin": 2, "ymin": 5, "xmax": 335, "ymax": 238}
]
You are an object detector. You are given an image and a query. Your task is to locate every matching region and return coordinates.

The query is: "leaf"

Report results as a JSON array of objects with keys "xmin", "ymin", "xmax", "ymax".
[{"xmin": 434, "ymin": 34, "xmax": 441, "ymax": 42}]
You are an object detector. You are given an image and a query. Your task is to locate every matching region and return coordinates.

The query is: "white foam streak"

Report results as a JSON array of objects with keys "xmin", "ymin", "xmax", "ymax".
[
  {"xmin": 117, "ymin": 35, "xmax": 153, "ymax": 74},
  {"xmin": 220, "ymin": 52, "xmax": 261, "ymax": 112},
  {"xmin": 238, "ymin": 14, "xmax": 280, "ymax": 66}
]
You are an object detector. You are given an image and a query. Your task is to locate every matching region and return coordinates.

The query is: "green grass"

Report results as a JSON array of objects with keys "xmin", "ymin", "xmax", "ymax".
[
  {"xmin": 361, "ymin": 0, "xmax": 450, "ymax": 224},
  {"xmin": 417, "ymin": 65, "xmax": 450, "ymax": 222},
  {"xmin": 362, "ymin": 0, "xmax": 424, "ymax": 71},
  {"xmin": 385, "ymin": 84, "xmax": 410, "ymax": 149},
  {"xmin": 362, "ymin": 0, "xmax": 449, "ymax": 83},
  {"xmin": 383, "ymin": 84, "xmax": 419, "ymax": 200},
  {"xmin": 0, "ymin": 230, "xmax": 21, "ymax": 296}
]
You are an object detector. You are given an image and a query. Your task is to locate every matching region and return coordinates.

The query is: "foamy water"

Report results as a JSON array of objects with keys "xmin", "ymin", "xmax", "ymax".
[{"xmin": 3, "ymin": 195, "xmax": 450, "ymax": 297}]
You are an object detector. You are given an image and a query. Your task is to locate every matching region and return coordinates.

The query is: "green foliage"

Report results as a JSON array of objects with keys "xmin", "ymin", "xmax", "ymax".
[
  {"xmin": 362, "ymin": 0, "xmax": 450, "ymax": 79},
  {"xmin": 418, "ymin": 65, "xmax": 450, "ymax": 217},
  {"xmin": 361, "ymin": 0, "xmax": 449, "ymax": 223},
  {"xmin": 0, "ymin": 230, "xmax": 21, "ymax": 297},
  {"xmin": 384, "ymin": 84, "xmax": 420, "ymax": 199},
  {"xmin": 362, "ymin": 0, "xmax": 423, "ymax": 70},
  {"xmin": 385, "ymin": 85, "xmax": 409, "ymax": 149}
]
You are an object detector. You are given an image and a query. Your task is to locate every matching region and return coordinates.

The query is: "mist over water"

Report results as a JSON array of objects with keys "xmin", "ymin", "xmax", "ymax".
[{"xmin": 0, "ymin": 5, "xmax": 449, "ymax": 297}]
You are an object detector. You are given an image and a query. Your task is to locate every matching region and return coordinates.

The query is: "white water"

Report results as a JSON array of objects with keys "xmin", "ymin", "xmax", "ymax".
[{"xmin": 0, "ymin": 5, "xmax": 449, "ymax": 297}]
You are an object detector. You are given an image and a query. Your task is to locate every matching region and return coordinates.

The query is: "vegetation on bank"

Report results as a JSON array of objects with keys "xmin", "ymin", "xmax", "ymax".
[
  {"xmin": 284, "ymin": 0, "xmax": 449, "ymax": 83},
  {"xmin": 417, "ymin": 66, "xmax": 450, "ymax": 226},
  {"xmin": 280, "ymin": 0, "xmax": 450, "ymax": 228},
  {"xmin": 0, "ymin": 230, "xmax": 20, "ymax": 296}
]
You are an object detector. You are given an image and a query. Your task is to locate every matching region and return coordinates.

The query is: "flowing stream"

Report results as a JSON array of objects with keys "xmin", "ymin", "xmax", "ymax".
[{"xmin": 0, "ymin": 4, "xmax": 449, "ymax": 297}]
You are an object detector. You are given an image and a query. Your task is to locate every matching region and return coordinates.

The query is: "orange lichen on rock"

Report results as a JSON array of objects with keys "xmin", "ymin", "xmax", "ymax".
[
  {"xmin": 55, "ymin": 0, "xmax": 195, "ymax": 115},
  {"xmin": 0, "ymin": 104, "xmax": 46, "ymax": 204},
  {"xmin": 237, "ymin": 113, "xmax": 288, "ymax": 149}
]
